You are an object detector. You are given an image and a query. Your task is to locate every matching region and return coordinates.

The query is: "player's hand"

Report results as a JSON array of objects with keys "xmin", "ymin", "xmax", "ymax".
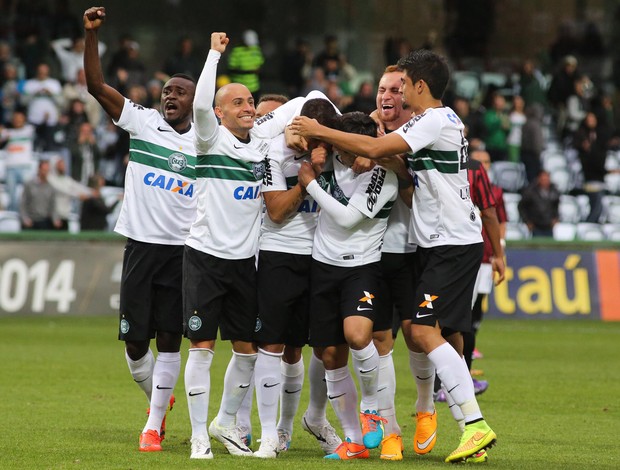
[
  {"xmin": 351, "ymin": 156, "xmax": 374, "ymax": 174},
  {"xmin": 285, "ymin": 125, "xmax": 308, "ymax": 152},
  {"xmin": 211, "ymin": 32, "xmax": 229, "ymax": 53},
  {"xmin": 310, "ymin": 144, "xmax": 328, "ymax": 173},
  {"xmin": 369, "ymin": 109, "xmax": 386, "ymax": 136},
  {"xmin": 83, "ymin": 7, "xmax": 105, "ymax": 30},
  {"xmin": 297, "ymin": 161, "xmax": 316, "ymax": 188},
  {"xmin": 492, "ymin": 256, "xmax": 506, "ymax": 286},
  {"xmin": 290, "ymin": 116, "xmax": 320, "ymax": 138}
]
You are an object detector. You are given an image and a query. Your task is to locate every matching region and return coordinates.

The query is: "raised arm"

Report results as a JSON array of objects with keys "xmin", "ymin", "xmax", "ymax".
[
  {"xmin": 193, "ymin": 33, "xmax": 228, "ymax": 142},
  {"xmin": 83, "ymin": 7, "xmax": 124, "ymax": 121}
]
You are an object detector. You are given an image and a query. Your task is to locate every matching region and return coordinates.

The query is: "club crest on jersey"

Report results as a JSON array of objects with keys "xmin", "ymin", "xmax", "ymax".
[
  {"xmin": 252, "ymin": 161, "xmax": 266, "ymax": 181},
  {"xmin": 120, "ymin": 319, "xmax": 130, "ymax": 334},
  {"xmin": 332, "ymin": 184, "xmax": 345, "ymax": 201},
  {"xmin": 167, "ymin": 152, "xmax": 188, "ymax": 172},
  {"xmin": 254, "ymin": 318, "xmax": 262, "ymax": 332}
]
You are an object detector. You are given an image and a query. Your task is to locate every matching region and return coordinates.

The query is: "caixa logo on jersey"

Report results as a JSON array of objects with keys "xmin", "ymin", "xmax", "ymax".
[
  {"xmin": 167, "ymin": 152, "xmax": 188, "ymax": 172},
  {"xmin": 143, "ymin": 172, "xmax": 194, "ymax": 197}
]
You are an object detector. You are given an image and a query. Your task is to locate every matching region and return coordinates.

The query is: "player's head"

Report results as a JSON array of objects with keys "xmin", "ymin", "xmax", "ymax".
[
  {"xmin": 161, "ymin": 73, "xmax": 196, "ymax": 127},
  {"xmin": 470, "ymin": 148, "xmax": 492, "ymax": 173},
  {"xmin": 214, "ymin": 83, "xmax": 256, "ymax": 138},
  {"xmin": 255, "ymin": 93, "xmax": 289, "ymax": 118},
  {"xmin": 377, "ymin": 65, "xmax": 411, "ymax": 129},
  {"xmin": 334, "ymin": 111, "xmax": 377, "ymax": 166},
  {"xmin": 300, "ymin": 98, "xmax": 339, "ymax": 150},
  {"xmin": 397, "ymin": 49, "xmax": 449, "ymax": 105}
]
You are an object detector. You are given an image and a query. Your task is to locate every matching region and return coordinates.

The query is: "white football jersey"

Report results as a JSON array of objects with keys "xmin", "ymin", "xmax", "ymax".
[
  {"xmin": 382, "ymin": 196, "xmax": 417, "ymax": 254},
  {"xmin": 395, "ymin": 107, "xmax": 482, "ymax": 248},
  {"xmin": 312, "ymin": 155, "xmax": 397, "ymax": 267},
  {"xmin": 113, "ymin": 98, "xmax": 196, "ymax": 245},
  {"xmin": 259, "ymin": 133, "xmax": 323, "ymax": 255}
]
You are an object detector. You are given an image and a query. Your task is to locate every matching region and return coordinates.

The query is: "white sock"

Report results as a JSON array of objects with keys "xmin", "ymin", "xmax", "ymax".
[
  {"xmin": 350, "ymin": 341, "xmax": 380, "ymax": 412},
  {"xmin": 409, "ymin": 350, "xmax": 436, "ymax": 413},
  {"xmin": 378, "ymin": 351, "xmax": 400, "ymax": 436},
  {"xmin": 305, "ymin": 353, "xmax": 328, "ymax": 424},
  {"xmin": 254, "ymin": 348, "xmax": 283, "ymax": 441},
  {"xmin": 125, "ymin": 348, "xmax": 154, "ymax": 401},
  {"xmin": 326, "ymin": 366, "xmax": 362, "ymax": 444},
  {"xmin": 427, "ymin": 343, "xmax": 482, "ymax": 422},
  {"xmin": 185, "ymin": 348, "xmax": 213, "ymax": 438},
  {"xmin": 442, "ymin": 383, "xmax": 465, "ymax": 432},
  {"xmin": 236, "ymin": 372, "xmax": 254, "ymax": 431},
  {"xmin": 143, "ymin": 352, "xmax": 181, "ymax": 433},
  {"xmin": 277, "ymin": 357, "xmax": 304, "ymax": 435},
  {"xmin": 216, "ymin": 351, "xmax": 257, "ymax": 427}
]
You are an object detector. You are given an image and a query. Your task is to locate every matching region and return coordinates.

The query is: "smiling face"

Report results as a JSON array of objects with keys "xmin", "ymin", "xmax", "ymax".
[
  {"xmin": 215, "ymin": 83, "xmax": 256, "ymax": 139},
  {"xmin": 161, "ymin": 76, "xmax": 195, "ymax": 128},
  {"xmin": 376, "ymin": 71, "xmax": 409, "ymax": 129}
]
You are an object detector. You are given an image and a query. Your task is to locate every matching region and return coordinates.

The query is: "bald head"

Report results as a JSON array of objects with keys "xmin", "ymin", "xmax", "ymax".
[
  {"xmin": 215, "ymin": 83, "xmax": 253, "ymax": 107},
  {"xmin": 214, "ymin": 82, "xmax": 256, "ymax": 139}
]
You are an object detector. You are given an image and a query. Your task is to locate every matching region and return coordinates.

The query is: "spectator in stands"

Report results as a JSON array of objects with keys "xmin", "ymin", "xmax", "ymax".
[
  {"xmin": 507, "ymin": 95, "xmax": 526, "ymax": 162},
  {"xmin": 62, "ymin": 68, "xmax": 102, "ymax": 127},
  {"xmin": 520, "ymin": 103, "xmax": 545, "ymax": 184},
  {"xmin": 145, "ymin": 79, "xmax": 163, "ymax": 110},
  {"xmin": 227, "ymin": 29, "xmax": 264, "ymax": 100},
  {"xmin": 1, "ymin": 63, "xmax": 25, "ymax": 126},
  {"xmin": 345, "ymin": 80, "xmax": 376, "ymax": 114},
  {"xmin": 60, "ymin": 98, "xmax": 89, "ymax": 146},
  {"xmin": 313, "ymin": 35, "xmax": 346, "ymax": 81},
  {"xmin": 69, "ymin": 121, "xmax": 101, "ymax": 185},
  {"xmin": 572, "ymin": 111, "xmax": 609, "ymax": 223},
  {"xmin": 48, "ymin": 157, "xmax": 93, "ymax": 230},
  {"xmin": 22, "ymin": 62, "xmax": 63, "ymax": 151},
  {"xmin": 0, "ymin": 41, "xmax": 25, "ymax": 88},
  {"xmin": 453, "ymin": 95, "xmax": 485, "ymax": 140},
  {"xmin": 0, "ymin": 109, "xmax": 36, "ymax": 211},
  {"xmin": 107, "ymin": 39, "xmax": 146, "ymax": 93},
  {"xmin": 281, "ymin": 38, "xmax": 313, "ymax": 98},
  {"xmin": 563, "ymin": 74, "xmax": 593, "ymax": 142},
  {"xmin": 80, "ymin": 172, "xmax": 121, "ymax": 231},
  {"xmin": 160, "ymin": 36, "xmax": 202, "ymax": 81},
  {"xmin": 483, "ymin": 91, "xmax": 510, "ymax": 161},
  {"xmin": 20, "ymin": 159, "xmax": 60, "ymax": 230},
  {"xmin": 51, "ymin": 35, "xmax": 106, "ymax": 84},
  {"xmin": 518, "ymin": 170, "xmax": 560, "ymax": 237},
  {"xmin": 547, "ymin": 55, "xmax": 579, "ymax": 137},
  {"xmin": 516, "ymin": 58, "xmax": 548, "ymax": 110}
]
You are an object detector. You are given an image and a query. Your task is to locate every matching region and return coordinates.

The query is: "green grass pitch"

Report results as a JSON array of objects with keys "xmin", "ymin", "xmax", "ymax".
[{"xmin": 1, "ymin": 315, "xmax": 618, "ymax": 469}]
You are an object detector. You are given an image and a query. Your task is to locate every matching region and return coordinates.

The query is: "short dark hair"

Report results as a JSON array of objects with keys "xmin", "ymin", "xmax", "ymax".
[
  {"xmin": 336, "ymin": 111, "xmax": 377, "ymax": 137},
  {"xmin": 257, "ymin": 94, "xmax": 289, "ymax": 106},
  {"xmin": 300, "ymin": 98, "xmax": 339, "ymax": 128},
  {"xmin": 397, "ymin": 49, "xmax": 449, "ymax": 100},
  {"xmin": 169, "ymin": 73, "xmax": 196, "ymax": 84}
]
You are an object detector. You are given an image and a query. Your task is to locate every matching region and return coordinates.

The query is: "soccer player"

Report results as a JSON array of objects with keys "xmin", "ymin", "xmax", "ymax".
[
  {"xmin": 83, "ymin": 6, "xmax": 196, "ymax": 453},
  {"xmin": 290, "ymin": 49, "xmax": 498, "ymax": 463},
  {"xmin": 297, "ymin": 112, "xmax": 398, "ymax": 460},
  {"xmin": 255, "ymin": 93, "xmax": 289, "ymax": 118},
  {"xmin": 369, "ymin": 65, "xmax": 417, "ymax": 461},
  {"xmin": 254, "ymin": 97, "xmax": 342, "ymax": 457},
  {"xmin": 182, "ymin": 32, "xmax": 323, "ymax": 460}
]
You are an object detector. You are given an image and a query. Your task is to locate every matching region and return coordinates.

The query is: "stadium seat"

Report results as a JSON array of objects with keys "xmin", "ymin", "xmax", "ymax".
[
  {"xmin": 0, "ymin": 210, "xmax": 21, "ymax": 232},
  {"xmin": 480, "ymin": 72, "xmax": 507, "ymax": 88},
  {"xmin": 558, "ymin": 195, "xmax": 581, "ymax": 223},
  {"xmin": 575, "ymin": 222, "xmax": 605, "ymax": 241},
  {"xmin": 602, "ymin": 224, "xmax": 620, "ymax": 241},
  {"xmin": 505, "ymin": 222, "xmax": 530, "ymax": 240},
  {"xmin": 542, "ymin": 151, "xmax": 568, "ymax": 173},
  {"xmin": 552, "ymin": 222, "xmax": 577, "ymax": 241},
  {"xmin": 603, "ymin": 195, "xmax": 620, "ymax": 224},
  {"xmin": 549, "ymin": 167, "xmax": 572, "ymax": 194},
  {"xmin": 502, "ymin": 192, "xmax": 521, "ymax": 223},
  {"xmin": 489, "ymin": 161, "xmax": 527, "ymax": 193},
  {"xmin": 605, "ymin": 173, "xmax": 620, "ymax": 195},
  {"xmin": 452, "ymin": 71, "xmax": 480, "ymax": 100}
]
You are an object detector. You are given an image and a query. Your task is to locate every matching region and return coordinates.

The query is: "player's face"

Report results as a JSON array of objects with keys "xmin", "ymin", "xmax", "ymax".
[
  {"xmin": 255, "ymin": 100, "xmax": 282, "ymax": 119},
  {"xmin": 215, "ymin": 84, "xmax": 256, "ymax": 137},
  {"xmin": 161, "ymin": 77, "xmax": 195, "ymax": 126},
  {"xmin": 376, "ymin": 71, "xmax": 405, "ymax": 123},
  {"xmin": 401, "ymin": 73, "xmax": 420, "ymax": 113}
]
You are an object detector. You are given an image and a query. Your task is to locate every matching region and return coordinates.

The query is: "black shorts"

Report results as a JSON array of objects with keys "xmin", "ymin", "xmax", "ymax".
[
  {"xmin": 183, "ymin": 246, "xmax": 257, "ymax": 342},
  {"xmin": 254, "ymin": 250, "xmax": 311, "ymax": 347},
  {"xmin": 374, "ymin": 251, "xmax": 417, "ymax": 332},
  {"xmin": 309, "ymin": 260, "xmax": 382, "ymax": 348},
  {"xmin": 412, "ymin": 243, "xmax": 483, "ymax": 333},
  {"xmin": 118, "ymin": 239, "xmax": 184, "ymax": 341}
]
